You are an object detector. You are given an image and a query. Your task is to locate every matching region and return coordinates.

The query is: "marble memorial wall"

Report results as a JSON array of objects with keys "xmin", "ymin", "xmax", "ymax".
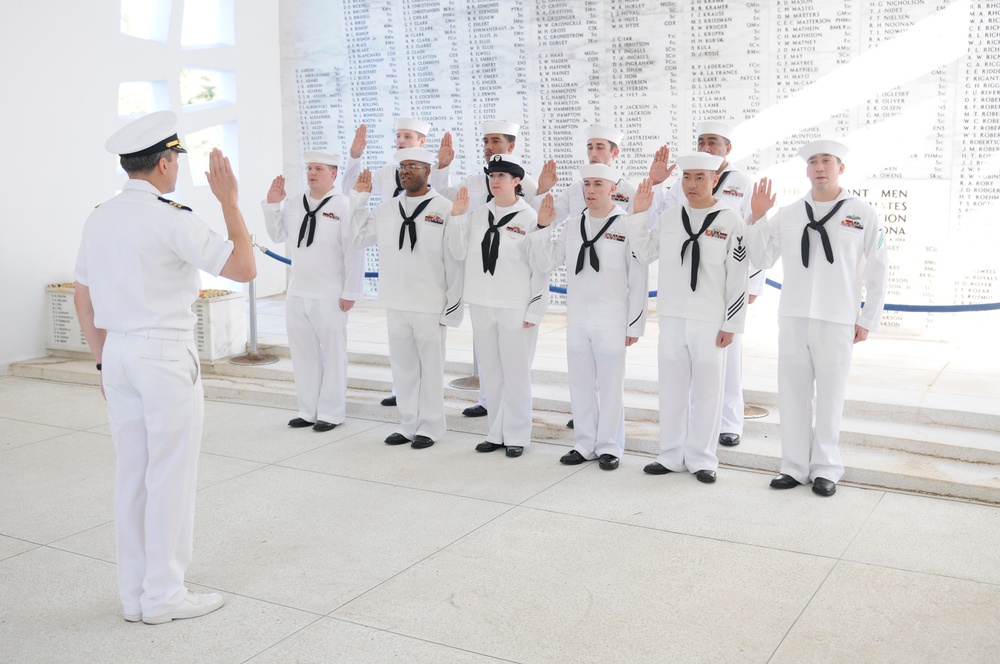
[{"xmin": 279, "ymin": 0, "xmax": 997, "ymax": 336}]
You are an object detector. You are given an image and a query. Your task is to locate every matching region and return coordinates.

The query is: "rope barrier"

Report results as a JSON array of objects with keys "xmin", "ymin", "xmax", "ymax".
[{"xmin": 255, "ymin": 246, "xmax": 1000, "ymax": 313}]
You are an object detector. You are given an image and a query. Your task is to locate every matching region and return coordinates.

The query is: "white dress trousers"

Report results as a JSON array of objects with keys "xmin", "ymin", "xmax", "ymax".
[
  {"xmin": 720, "ymin": 336, "xmax": 744, "ymax": 435},
  {"xmin": 777, "ymin": 316, "xmax": 854, "ymax": 484},
  {"xmin": 568, "ymin": 320, "xmax": 628, "ymax": 459},
  {"xmin": 387, "ymin": 309, "xmax": 448, "ymax": 441},
  {"xmin": 285, "ymin": 295, "xmax": 349, "ymax": 424},
  {"xmin": 101, "ymin": 330, "xmax": 202, "ymax": 619},
  {"xmin": 471, "ymin": 305, "xmax": 537, "ymax": 447},
  {"xmin": 657, "ymin": 316, "xmax": 725, "ymax": 473}
]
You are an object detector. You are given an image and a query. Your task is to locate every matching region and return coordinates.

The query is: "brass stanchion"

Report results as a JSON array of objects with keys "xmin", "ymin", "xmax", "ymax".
[{"xmin": 230, "ymin": 236, "xmax": 278, "ymax": 365}]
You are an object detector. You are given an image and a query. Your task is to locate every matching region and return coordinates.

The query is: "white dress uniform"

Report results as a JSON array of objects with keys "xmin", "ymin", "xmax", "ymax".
[
  {"xmin": 745, "ymin": 189, "xmax": 888, "ymax": 483},
  {"xmin": 349, "ymin": 187, "xmax": 463, "ymax": 441},
  {"xmin": 544, "ymin": 204, "xmax": 648, "ymax": 460},
  {"xmin": 628, "ymin": 200, "xmax": 748, "ymax": 473},
  {"xmin": 75, "ymin": 179, "xmax": 233, "ymax": 619},
  {"xmin": 658, "ymin": 168, "xmax": 764, "ymax": 437},
  {"xmin": 449, "ymin": 198, "xmax": 550, "ymax": 448},
  {"xmin": 261, "ymin": 188, "xmax": 364, "ymax": 425},
  {"xmin": 431, "ymin": 166, "xmax": 538, "ymax": 410}
]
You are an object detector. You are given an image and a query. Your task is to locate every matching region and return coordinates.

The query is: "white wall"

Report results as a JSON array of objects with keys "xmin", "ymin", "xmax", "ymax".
[{"xmin": 0, "ymin": 0, "xmax": 285, "ymax": 371}]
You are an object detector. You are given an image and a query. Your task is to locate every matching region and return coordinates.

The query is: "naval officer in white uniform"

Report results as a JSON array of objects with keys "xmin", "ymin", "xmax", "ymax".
[
  {"xmin": 537, "ymin": 163, "xmax": 648, "ymax": 470},
  {"xmin": 263, "ymin": 151, "xmax": 364, "ymax": 431},
  {"xmin": 349, "ymin": 148, "xmax": 464, "ymax": 448},
  {"xmin": 628, "ymin": 154, "xmax": 749, "ymax": 483},
  {"xmin": 74, "ymin": 112, "xmax": 255, "ymax": 624},
  {"xmin": 745, "ymin": 140, "xmax": 889, "ymax": 496}
]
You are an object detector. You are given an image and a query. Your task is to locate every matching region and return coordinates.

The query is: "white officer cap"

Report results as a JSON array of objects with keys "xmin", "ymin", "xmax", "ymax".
[
  {"xmin": 394, "ymin": 147, "xmax": 436, "ymax": 165},
  {"xmin": 695, "ymin": 121, "xmax": 734, "ymax": 141},
  {"xmin": 799, "ymin": 140, "xmax": 850, "ymax": 161},
  {"xmin": 578, "ymin": 163, "xmax": 621, "ymax": 182},
  {"xmin": 105, "ymin": 111, "xmax": 187, "ymax": 157},
  {"xmin": 303, "ymin": 150, "xmax": 341, "ymax": 167},
  {"xmin": 482, "ymin": 121, "xmax": 520, "ymax": 137},
  {"xmin": 676, "ymin": 153, "xmax": 724, "ymax": 172},
  {"xmin": 583, "ymin": 125, "xmax": 624, "ymax": 146},
  {"xmin": 395, "ymin": 117, "xmax": 430, "ymax": 136}
]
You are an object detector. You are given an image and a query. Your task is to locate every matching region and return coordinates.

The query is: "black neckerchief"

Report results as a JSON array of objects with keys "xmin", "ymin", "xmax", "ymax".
[
  {"xmin": 712, "ymin": 170, "xmax": 731, "ymax": 195},
  {"xmin": 575, "ymin": 211, "xmax": 620, "ymax": 274},
  {"xmin": 681, "ymin": 207, "xmax": 721, "ymax": 291},
  {"xmin": 398, "ymin": 197, "xmax": 433, "ymax": 251},
  {"xmin": 802, "ymin": 198, "xmax": 847, "ymax": 267},
  {"xmin": 299, "ymin": 194, "xmax": 333, "ymax": 247},
  {"xmin": 481, "ymin": 207, "xmax": 519, "ymax": 275}
]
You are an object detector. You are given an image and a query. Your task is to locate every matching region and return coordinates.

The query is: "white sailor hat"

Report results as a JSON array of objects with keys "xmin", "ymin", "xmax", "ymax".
[
  {"xmin": 483, "ymin": 153, "xmax": 525, "ymax": 179},
  {"xmin": 395, "ymin": 117, "xmax": 430, "ymax": 136},
  {"xmin": 394, "ymin": 147, "xmax": 436, "ymax": 165},
  {"xmin": 304, "ymin": 150, "xmax": 341, "ymax": 167},
  {"xmin": 105, "ymin": 111, "xmax": 187, "ymax": 157},
  {"xmin": 695, "ymin": 121, "xmax": 734, "ymax": 141},
  {"xmin": 583, "ymin": 125, "xmax": 624, "ymax": 146},
  {"xmin": 799, "ymin": 139, "xmax": 849, "ymax": 161},
  {"xmin": 578, "ymin": 163, "xmax": 621, "ymax": 182},
  {"xmin": 676, "ymin": 153, "xmax": 724, "ymax": 172},
  {"xmin": 482, "ymin": 121, "xmax": 520, "ymax": 137}
]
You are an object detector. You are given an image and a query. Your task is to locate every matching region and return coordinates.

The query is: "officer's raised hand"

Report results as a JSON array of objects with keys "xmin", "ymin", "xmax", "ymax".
[
  {"xmin": 437, "ymin": 132, "xmax": 455, "ymax": 169},
  {"xmin": 451, "ymin": 186, "xmax": 469, "ymax": 216},
  {"xmin": 648, "ymin": 145, "xmax": 675, "ymax": 185},
  {"xmin": 537, "ymin": 159, "xmax": 558, "ymax": 195},
  {"xmin": 353, "ymin": 168, "xmax": 373, "ymax": 193},
  {"xmin": 536, "ymin": 193, "xmax": 556, "ymax": 228},
  {"xmin": 266, "ymin": 175, "xmax": 286, "ymax": 204},
  {"xmin": 349, "ymin": 124, "xmax": 367, "ymax": 159},
  {"xmin": 206, "ymin": 148, "xmax": 238, "ymax": 206},
  {"xmin": 632, "ymin": 178, "xmax": 654, "ymax": 214}
]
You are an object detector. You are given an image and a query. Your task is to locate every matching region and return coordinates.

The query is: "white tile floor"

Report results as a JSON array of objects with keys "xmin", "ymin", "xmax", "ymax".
[{"xmin": 2, "ymin": 375, "xmax": 1000, "ymax": 663}]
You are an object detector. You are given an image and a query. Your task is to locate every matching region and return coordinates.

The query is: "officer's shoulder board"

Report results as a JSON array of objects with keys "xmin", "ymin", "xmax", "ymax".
[{"xmin": 158, "ymin": 196, "xmax": 192, "ymax": 212}]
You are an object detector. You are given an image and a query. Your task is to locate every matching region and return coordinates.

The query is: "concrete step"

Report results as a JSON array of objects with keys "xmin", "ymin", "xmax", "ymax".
[{"xmin": 13, "ymin": 354, "xmax": 1000, "ymax": 504}]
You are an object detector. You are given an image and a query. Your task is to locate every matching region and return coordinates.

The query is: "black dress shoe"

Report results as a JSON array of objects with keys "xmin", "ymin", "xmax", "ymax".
[
  {"xmin": 566, "ymin": 419, "xmax": 574, "ymax": 429},
  {"xmin": 384, "ymin": 432, "xmax": 411, "ymax": 445},
  {"xmin": 812, "ymin": 477, "xmax": 837, "ymax": 496},
  {"xmin": 288, "ymin": 418, "xmax": 315, "ymax": 428},
  {"xmin": 598, "ymin": 454, "xmax": 619, "ymax": 471},
  {"xmin": 313, "ymin": 420, "xmax": 337, "ymax": 432},
  {"xmin": 769, "ymin": 473, "xmax": 801, "ymax": 489},
  {"xmin": 476, "ymin": 441, "xmax": 504, "ymax": 453},
  {"xmin": 643, "ymin": 462, "xmax": 672, "ymax": 475},
  {"xmin": 559, "ymin": 450, "xmax": 587, "ymax": 465},
  {"xmin": 380, "ymin": 395, "xmax": 397, "ymax": 407},
  {"xmin": 505, "ymin": 446, "xmax": 524, "ymax": 457},
  {"xmin": 719, "ymin": 432, "xmax": 741, "ymax": 447},
  {"xmin": 411, "ymin": 435, "xmax": 435, "ymax": 449},
  {"xmin": 462, "ymin": 404, "xmax": 488, "ymax": 418},
  {"xmin": 694, "ymin": 469, "xmax": 717, "ymax": 484}
]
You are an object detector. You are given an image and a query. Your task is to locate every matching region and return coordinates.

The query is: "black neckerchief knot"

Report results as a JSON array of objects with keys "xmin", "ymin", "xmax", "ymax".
[
  {"xmin": 481, "ymin": 207, "xmax": 520, "ymax": 275},
  {"xmin": 398, "ymin": 197, "xmax": 433, "ymax": 251},
  {"xmin": 575, "ymin": 211, "xmax": 620, "ymax": 274},
  {"xmin": 299, "ymin": 194, "xmax": 333, "ymax": 248},
  {"xmin": 681, "ymin": 207, "xmax": 721, "ymax": 292},
  {"xmin": 802, "ymin": 198, "xmax": 846, "ymax": 267}
]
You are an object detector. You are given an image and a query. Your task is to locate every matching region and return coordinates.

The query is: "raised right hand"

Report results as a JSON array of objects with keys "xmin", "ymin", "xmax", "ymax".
[
  {"xmin": 437, "ymin": 131, "xmax": 455, "ymax": 169},
  {"xmin": 451, "ymin": 186, "xmax": 469, "ymax": 216},
  {"xmin": 350, "ymin": 124, "xmax": 367, "ymax": 159},
  {"xmin": 354, "ymin": 168, "xmax": 373, "ymax": 193},
  {"xmin": 537, "ymin": 193, "xmax": 556, "ymax": 227},
  {"xmin": 266, "ymin": 175, "xmax": 285, "ymax": 204}
]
